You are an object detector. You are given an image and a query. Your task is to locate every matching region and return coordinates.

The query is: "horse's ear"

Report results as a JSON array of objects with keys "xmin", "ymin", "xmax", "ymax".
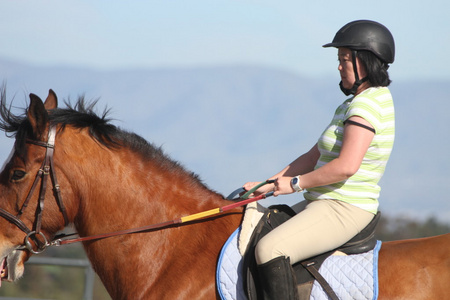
[
  {"xmin": 27, "ymin": 93, "xmax": 49, "ymax": 140},
  {"xmin": 44, "ymin": 89, "xmax": 58, "ymax": 110}
]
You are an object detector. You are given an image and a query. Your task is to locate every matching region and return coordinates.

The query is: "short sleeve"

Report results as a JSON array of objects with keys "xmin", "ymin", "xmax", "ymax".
[{"xmin": 345, "ymin": 95, "xmax": 382, "ymax": 133}]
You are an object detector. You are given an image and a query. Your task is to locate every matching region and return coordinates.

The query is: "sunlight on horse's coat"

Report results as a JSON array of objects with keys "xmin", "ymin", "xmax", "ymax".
[{"xmin": 0, "ymin": 89, "xmax": 448, "ymax": 299}]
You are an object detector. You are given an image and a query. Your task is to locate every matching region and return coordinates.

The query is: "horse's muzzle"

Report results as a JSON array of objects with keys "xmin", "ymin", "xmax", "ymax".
[{"xmin": 0, "ymin": 249, "xmax": 26, "ymax": 285}]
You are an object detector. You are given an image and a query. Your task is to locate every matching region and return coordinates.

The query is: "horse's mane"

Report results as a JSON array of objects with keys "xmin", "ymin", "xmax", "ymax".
[{"xmin": 0, "ymin": 90, "xmax": 208, "ymax": 189}]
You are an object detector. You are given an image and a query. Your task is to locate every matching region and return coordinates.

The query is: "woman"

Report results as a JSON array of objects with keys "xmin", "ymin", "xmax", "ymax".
[{"xmin": 243, "ymin": 20, "xmax": 395, "ymax": 300}]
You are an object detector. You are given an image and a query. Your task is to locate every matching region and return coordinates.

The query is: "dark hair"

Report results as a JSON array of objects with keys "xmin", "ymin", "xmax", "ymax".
[{"xmin": 357, "ymin": 50, "xmax": 392, "ymax": 87}]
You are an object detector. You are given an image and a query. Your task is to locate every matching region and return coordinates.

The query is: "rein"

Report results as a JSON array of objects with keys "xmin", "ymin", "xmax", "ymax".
[
  {"xmin": 0, "ymin": 125, "xmax": 274, "ymax": 253},
  {"xmin": 52, "ymin": 187, "xmax": 273, "ymax": 247}
]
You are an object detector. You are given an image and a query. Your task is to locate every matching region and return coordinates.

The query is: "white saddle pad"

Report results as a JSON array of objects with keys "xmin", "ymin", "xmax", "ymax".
[
  {"xmin": 310, "ymin": 240, "xmax": 381, "ymax": 300},
  {"xmin": 216, "ymin": 227, "xmax": 247, "ymax": 300},
  {"xmin": 216, "ymin": 227, "xmax": 382, "ymax": 300}
]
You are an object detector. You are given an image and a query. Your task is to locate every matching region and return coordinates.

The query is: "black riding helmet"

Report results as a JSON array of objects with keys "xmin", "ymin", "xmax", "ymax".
[{"xmin": 323, "ymin": 20, "xmax": 395, "ymax": 95}]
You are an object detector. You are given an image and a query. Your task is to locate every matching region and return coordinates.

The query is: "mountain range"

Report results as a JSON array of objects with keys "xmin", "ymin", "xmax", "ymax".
[{"xmin": 1, "ymin": 59, "xmax": 449, "ymax": 223}]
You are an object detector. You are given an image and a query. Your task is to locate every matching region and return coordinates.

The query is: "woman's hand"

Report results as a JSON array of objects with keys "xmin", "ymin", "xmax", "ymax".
[
  {"xmin": 243, "ymin": 177, "xmax": 296, "ymax": 197},
  {"xmin": 242, "ymin": 181, "xmax": 275, "ymax": 197},
  {"xmin": 272, "ymin": 177, "xmax": 295, "ymax": 196}
]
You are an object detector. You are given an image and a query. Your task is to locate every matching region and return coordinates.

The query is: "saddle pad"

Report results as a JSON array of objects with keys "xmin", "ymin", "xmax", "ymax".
[
  {"xmin": 217, "ymin": 228, "xmax": 382, "ymax": 300},
  {"xmin": 217, "ymin": 227, "xmax": 247, "ymax": 300},
  {"xmin": 310, "ymin": 240, "xmax": 382, "ymax": 300}
]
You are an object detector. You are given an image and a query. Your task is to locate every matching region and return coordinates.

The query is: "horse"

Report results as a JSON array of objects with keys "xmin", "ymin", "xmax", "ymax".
[{"xmin": 0, "ymin": 89, "xmax": 448, "ymax": 299}]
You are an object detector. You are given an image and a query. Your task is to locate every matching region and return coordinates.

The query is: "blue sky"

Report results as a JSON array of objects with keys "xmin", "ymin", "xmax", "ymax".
[
  {"xmin": 1, "ymin": 0, "xmax": 449, "ymax": 81},
  {"xmin": 1, "ymin": 1, "xmax": 449, "ymax": 223}
]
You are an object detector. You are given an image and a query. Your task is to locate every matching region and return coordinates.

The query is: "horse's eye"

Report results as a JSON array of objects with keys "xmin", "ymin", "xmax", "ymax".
[{"xmin": 11, "ymin": 170, "xmax": 27, "ymax": 182}]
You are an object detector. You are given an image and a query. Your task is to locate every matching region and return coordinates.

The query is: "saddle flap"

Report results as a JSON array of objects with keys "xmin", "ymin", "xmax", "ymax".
[{"xmin": 243, "ymin": 205, "xmax": 295, "ymax": 300}]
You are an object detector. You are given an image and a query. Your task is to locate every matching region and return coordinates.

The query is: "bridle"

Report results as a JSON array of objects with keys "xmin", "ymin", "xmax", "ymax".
[
  {"xmin": 0, "ymin": 125, "xmax": 69, "ymax": 254},
  {"xmin": 0, "ymin": 124, "xmax": 275, "ymax": 254}
]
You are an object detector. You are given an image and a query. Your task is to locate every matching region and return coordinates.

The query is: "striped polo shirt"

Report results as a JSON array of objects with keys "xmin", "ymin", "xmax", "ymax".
[{"xmin": 304, "ymin": 87, "xmax": 395, "ymax": 214}]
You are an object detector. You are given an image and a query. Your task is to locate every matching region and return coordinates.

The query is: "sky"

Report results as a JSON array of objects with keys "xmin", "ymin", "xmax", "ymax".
[
  {"xmin": 0, "ymin": 0, "xmax": 449, "ymax": 82},
  {"xmin": 0, "ymin": 1, "xmax": 449, "ymax": 223}
]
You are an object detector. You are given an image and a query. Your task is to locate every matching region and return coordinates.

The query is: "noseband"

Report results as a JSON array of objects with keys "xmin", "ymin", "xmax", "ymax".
[{"xmin": 0, "ymin": 125, "xmax": 69, "ymax": 254}]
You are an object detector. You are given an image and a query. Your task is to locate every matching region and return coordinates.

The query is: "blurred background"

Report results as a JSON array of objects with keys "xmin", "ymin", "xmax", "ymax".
[{"xmin": 1, "ymin": 1, "xmax": 449, "ymax": 299}]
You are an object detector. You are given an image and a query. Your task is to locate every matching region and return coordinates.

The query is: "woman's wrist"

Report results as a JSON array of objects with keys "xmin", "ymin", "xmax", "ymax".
[{"xmin": 290, "ymin": 175, "xmax": 304, "ymax": 192}]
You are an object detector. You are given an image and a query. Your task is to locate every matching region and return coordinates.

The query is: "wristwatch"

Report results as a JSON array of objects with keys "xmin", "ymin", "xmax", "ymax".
[{"xmin": 290, "ymin": 176, "xmax": 304, "ymax": 192}]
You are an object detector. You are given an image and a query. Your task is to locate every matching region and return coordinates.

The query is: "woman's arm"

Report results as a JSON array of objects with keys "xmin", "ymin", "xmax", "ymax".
[
  {"xmin": 273, "ymin": 143, "xmax": 321, "ymax": 178},
  {"xmin": 273, "ymin": 116, "xmax": 375, "ymax": 196},
  {"xmin": 243, "ymin": 143, "xmax": 320, "ymax": 194}
]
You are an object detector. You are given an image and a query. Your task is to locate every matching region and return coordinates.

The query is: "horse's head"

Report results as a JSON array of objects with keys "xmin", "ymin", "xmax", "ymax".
[
  {"xmin": 0, "ymin": 90, "xmax": 71, "ymax": 284},
  {"xmin": 0, "ymin": 88, "xmax": 239, "ymax": 297}
]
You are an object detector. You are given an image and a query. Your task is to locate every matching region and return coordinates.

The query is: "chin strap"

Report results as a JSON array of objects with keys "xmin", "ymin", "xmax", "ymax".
[{"xmin": 340, "ymin": 50, "xmax": 368, "ymax": 96}]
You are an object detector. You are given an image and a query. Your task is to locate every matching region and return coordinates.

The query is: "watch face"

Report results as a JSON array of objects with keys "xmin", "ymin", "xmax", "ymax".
[{"xmin": 292, "ymin": 177, "xmax": 298, "ymax": 185}]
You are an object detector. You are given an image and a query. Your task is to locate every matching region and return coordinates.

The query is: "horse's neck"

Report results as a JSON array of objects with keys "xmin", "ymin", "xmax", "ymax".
[
  {"xmin": 79, "ymin": 190, "xmax": 241, "ymax": 298},
  {"xmin": 65, "ymin": 143, "xmax": 242, "ymax": 297},
  {"xmin": 68, "ymin": 143, "xmax": 221, "ymax": 231}
]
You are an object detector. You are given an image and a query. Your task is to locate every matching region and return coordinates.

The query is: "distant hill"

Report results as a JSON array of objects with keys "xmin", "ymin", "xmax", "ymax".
[{"xmin": 1, "ymin": 58, "xmax": 449, "ymax": 223}]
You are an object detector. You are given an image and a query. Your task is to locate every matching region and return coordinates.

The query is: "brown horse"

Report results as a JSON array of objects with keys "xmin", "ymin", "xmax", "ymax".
[{"xmin": 0, "ymin": 89, "xmax": 449, "ymax": 299}]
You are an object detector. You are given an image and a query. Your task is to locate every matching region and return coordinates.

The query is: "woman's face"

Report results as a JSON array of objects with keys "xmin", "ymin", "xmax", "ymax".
[{"xmin": 338, "ymin": 48, "xmax": 366, "ymax": 90}]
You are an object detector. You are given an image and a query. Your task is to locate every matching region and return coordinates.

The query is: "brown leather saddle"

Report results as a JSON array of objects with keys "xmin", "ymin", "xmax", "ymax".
[{"xmin": 243, "ymin": 204, "xmax": 380, "ymax": 300}]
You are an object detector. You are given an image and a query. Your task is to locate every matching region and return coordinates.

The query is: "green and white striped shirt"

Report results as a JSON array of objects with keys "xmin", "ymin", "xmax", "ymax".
[{"xmin": 304, "ymin": 87, "xmax": 395, "ymax": 214}]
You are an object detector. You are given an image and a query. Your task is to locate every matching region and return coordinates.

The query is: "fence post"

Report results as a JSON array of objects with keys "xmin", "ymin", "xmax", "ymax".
[{"xmin": 83, "ymin": 265, "xmax": 95, "ymax": 300}]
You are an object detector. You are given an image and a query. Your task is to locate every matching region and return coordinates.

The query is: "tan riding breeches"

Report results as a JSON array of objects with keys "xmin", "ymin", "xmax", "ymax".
[{"xmin": 255, "ymin": 199, "xmax": 375, "ymax": 265}]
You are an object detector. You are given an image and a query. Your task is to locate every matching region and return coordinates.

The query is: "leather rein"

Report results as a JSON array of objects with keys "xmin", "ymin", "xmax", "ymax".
[{"xmin": 0, "ymin": 125, "xmax": 274, "ymax": 254}]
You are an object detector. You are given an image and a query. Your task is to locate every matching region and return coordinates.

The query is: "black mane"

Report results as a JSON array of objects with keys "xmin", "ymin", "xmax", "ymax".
[
  {"xmin": 0, "ymin": 92, "xmax": 125, "ymax": 154},
  {"xmin": 0, "ymin": 90, "xmax": 205, "ymax": 188}
]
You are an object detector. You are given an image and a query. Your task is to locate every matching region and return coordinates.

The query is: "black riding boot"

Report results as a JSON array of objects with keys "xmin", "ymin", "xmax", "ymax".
[{"xmin": 257, "ymin": 256, "xmax": 298, "ymax": 300}]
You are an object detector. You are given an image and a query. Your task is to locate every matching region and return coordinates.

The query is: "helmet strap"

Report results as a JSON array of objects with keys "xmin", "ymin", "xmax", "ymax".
[{"xmin": 339, "ymin": 50, "xmax": 368, "ymax": 96}]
